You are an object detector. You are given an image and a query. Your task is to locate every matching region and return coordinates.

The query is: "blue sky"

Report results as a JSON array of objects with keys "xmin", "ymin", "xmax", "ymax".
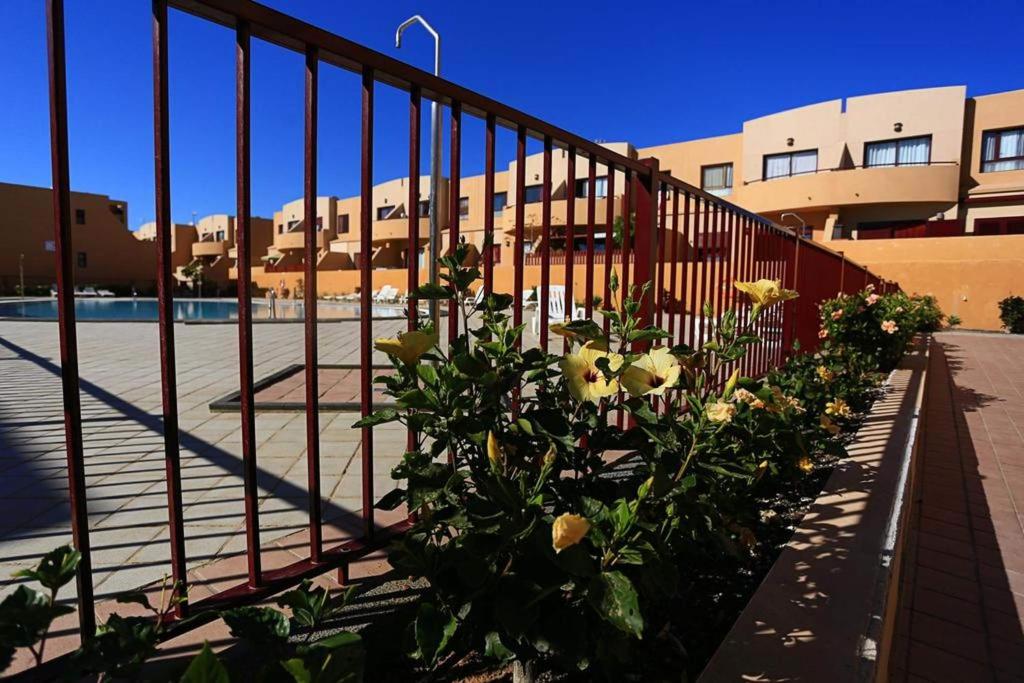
[{"xmin": 1, "ymin": 0, "xmax": 1021, "ymax": 230}]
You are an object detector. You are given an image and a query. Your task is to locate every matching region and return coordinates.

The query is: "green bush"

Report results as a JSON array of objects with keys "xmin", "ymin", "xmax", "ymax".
[
  {"xmin": 3, "ymin": 261, "xmax": 931, "ymax": 681},
  {"xmin": 998, "ymin": 295, "xmax": 1024, "ymax": 333}
]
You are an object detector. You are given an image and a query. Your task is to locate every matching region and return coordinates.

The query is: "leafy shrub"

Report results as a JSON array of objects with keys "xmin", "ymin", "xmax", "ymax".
[{"xmin": 998, "ymin": 295, "xmax": 1024, "ymax": 333}]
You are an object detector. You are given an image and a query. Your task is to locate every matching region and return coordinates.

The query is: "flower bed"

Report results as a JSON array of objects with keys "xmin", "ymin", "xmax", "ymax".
[{"xmin": 0, "ymin": 247, "xmax": 945, "ymax": 681}]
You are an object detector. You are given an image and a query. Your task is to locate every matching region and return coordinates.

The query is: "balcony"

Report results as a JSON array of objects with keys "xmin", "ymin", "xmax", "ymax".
[
  {"xmin": 370, "ymin": 216, "xmax": 431, "ymax": 245},
  {"xmin": 274, "ymin": 230, "xmax": 328, "ymax": 252},
  {"xmin": 739, "ymin": 163, "xmax": 960, "ymax": 213},
  {"xmin": 192, "ymin": 240, "xmax": 227, "ymax": 258},
  {"xmin": 501, "ymin": 196, "xmax": 616, "ymax": 234}
]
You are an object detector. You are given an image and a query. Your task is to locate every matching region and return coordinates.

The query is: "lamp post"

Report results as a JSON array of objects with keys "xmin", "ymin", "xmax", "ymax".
[
  {"xmin": 780, "ymin": 212, "xmax": 806, "ymax": 238},
  {"xmin": 396, "ymin": 15, "xmax": 441, "ymax": 330}
]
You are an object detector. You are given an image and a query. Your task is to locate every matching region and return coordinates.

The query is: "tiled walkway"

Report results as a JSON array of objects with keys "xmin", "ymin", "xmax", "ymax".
[{"xmin": 893, "ymin": 332, "xmax": 1024, "ymax": 681}]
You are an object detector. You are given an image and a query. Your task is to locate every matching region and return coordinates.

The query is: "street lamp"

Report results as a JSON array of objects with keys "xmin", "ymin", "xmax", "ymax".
[
  {"xmin": 396, "ymin": 15, "xmax": 441, "ymax": 330},
  {"xmin": 780, "ymin": 212, "xmax": 807, "ymax": 238}
]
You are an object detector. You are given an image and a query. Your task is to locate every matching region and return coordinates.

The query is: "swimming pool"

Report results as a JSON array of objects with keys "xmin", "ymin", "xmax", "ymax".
[{"xmin": 0, "ymin": 298, "xmax": 411, "ymax": 322}]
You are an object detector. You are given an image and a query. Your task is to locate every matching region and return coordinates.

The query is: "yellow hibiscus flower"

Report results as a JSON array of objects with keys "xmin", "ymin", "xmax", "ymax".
[
  {"xmin": 734, "ymin": 279, "xmax": 799, "ymax": 309},
  {"xmin": 621, "ymin": 347, "xmax": 681, "ymax": 397},
  {"xmin": 797, "ymin": 456, "xmax": 814, "ymax": 473},
  {"xmin": 820, "ymin": 414, "xmax": 840, "ymax": 435},
  {"xmin": 825, "ymin": 398, "xmax": 851, "ymax": 418},
  {"xmin": 551, "ymin": 513, "xmax": 590, "ymax": 553},
  {"xmin": 486, "ymin": 431, "xmax": 504, "ymax": 469},
  {"xmin": 816, "ymin": 366, "xmax": 835, "ymax": 382},
  {"xmin": 707, "ymin": 400, "xmax": 737, "ymax": 424},
  {"xmin": 374, "ymin": 329, "xmax": 438, "ymax": 366},
  {"xmin": 560, "ymin": 341, "xmax": 623, "ymax": 404},
  {"xmin": 733, "ymin": 388, "xmax": 766, "ymax": 409}
]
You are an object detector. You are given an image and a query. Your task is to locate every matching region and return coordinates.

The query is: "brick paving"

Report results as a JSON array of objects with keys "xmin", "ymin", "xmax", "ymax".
[{"xmin": 892, "ymin": 332, "xmax": 1024, "ymax": 682}]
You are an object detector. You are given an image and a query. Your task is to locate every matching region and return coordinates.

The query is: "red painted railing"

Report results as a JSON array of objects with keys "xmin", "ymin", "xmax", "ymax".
[{"xmin": 42, "ymin": 0, "xmax": 896, "ymax": 650}]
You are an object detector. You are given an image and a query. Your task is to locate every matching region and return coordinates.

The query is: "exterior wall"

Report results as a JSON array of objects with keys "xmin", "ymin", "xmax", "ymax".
[
  {"xmin": 843, "ymin": 86, "xmax": 966, "ymax": 168},
  {"xmin": 134, "ymin": 221, "xmax": 198, "ymax": 272},
  {"xmin": 833, "ymin": 234, "xmax": 1024, "ymax": 330},
  {"xmin": 0, "ymin": 182, "xmax": 157, "ymax": 293},
  {"xmin": 741, "ymin": 99, "xmax": 844, "ymax": 183},
  {"xmin": 641, "ymin": 134, "xmax": 743, "ymax": 198}
]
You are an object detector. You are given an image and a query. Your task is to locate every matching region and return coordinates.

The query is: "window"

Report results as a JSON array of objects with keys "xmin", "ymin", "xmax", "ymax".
[
  {"xmin": 339, "ymin": 214, "xmax": 350, "ymax": 234},
  {"xmin": 574, "ymin": 176, "xmax": 608, "ymax": 198},
  {"xmin": 459, "ymin": 196, "xmax": 469, "ymax": 219},
  {"xmin": 523, "ymin": 185, "xmax": 543, "ymax": 203},
  {"xmin": 490, "ymin": 244, "xmax": 502, "ymax": 265},
  {"xmin": 492, "ymin": 192, "xmax": 507, "ymax": 214},
  {"xmin": 315, "ymin": 216, "xmax": 324, "ymax": 231},
  {"xmin": 982, "ymin": 127, "xmax": 1024, "ymax": 172},
  {"xmin": 701, "ymin": 163, "xmax": 733, "ymax": 196},
  {"xmin": 376, "ymin": 205, "xmax": 395, "ymax": 220},
  {"xmin": 763, "ymin": 150, "xmax": 817, "ymax": 180},
  {"xmin": 215, "ymin": 230, "xmax": 225, "ymax": 241},
  {"xmin": 75, "ymin": 209, "xmax": 86, "ymax": 225},
  {"xmin": 975, "ymin": 215, "xmax": 1024, "ymax": 235},
  {"xmin": 418, "ymin": 200, "xmax": 430, "ymax": 217},
  {"xmin": 287, "ymin": 219, "xmax": 300, "ymax": 232},
  {"xmin": 76, "ymin": 251, "xmax": 87, "ymax": 268},
  {"xmin": 865, "ymin": 135, "xmax": 931, "ymax": 167},
  {"xmin": 278, "ymin": 224, "xmax": 285, "ymax": 234}
]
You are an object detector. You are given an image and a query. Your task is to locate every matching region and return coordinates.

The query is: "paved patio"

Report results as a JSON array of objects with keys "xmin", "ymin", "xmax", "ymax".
[
  {"xmin": 892, "ymin": 332, "xmax": 1024, "ymax": 681},
  {"xmin": 0, "ymin": 317, "xmax": 422, "ymax": 603}
]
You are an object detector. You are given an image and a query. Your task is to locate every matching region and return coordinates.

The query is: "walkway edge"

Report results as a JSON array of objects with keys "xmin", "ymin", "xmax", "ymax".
[{"xmin": 699, "ymin": 337, "xmax": 931, "ymax": 682}]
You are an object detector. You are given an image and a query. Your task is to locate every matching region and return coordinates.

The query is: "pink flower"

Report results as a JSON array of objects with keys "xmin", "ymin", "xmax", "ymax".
[
  {"xmin": 881, "ymin": 320, "xmax": 898, "ymax": 334},
  {"xmin": 818, "ymin": 328, "xmax": 829, "ymax": 339},
  {"xmin": 866, "ymin": 294, "xmax": 880, "ymax": 306},
  {"xmin": 831, "ymin": 309, "xmax": 844, "ymax": 321}
]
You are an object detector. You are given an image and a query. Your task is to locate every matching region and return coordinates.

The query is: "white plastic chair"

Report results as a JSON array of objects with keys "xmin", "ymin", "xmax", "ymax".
[{"xmin": 532, "ymin": 285, "xmax": 585, "ymax": 334}]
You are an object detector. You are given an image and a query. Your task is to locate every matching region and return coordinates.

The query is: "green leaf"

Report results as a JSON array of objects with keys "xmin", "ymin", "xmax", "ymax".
[
  {"xmin": 13, "ymin": 545, "xmax": 81, "ymax": 592},
  {"xmin": 414, "ymin": 283, "xmax": 454, "ymax": 300},
  {"xmin": 180, "ymin": 643, "xmax": 230, "ymax": 683},
  {"xmin": 0, "ymin": 585, "xmax": 72, "ymax": 649},
  {"xmin": 413, "ymin": 602, "xmax": 458, "ymax": 665},
  {"xmin": 626, "ymin": 327, "xmax": 670, "ymax": 343},
  {"xmin": 484, "ymin": 631, "xmax": 514, "ymax": 663},
  {"xmin": 374, "ymin": 488, "xmax": 407, "ymax": 511},
  {"xmin": 588, "ymin": 571, "xmax": 643, "ymax": 638},
  {"xmin": 222, "ymin": 606, "xmax": 289, "ymax": 651},
  {"xmin": 352, "ymin": 408, "xmax": 399, "ymax": 428}
]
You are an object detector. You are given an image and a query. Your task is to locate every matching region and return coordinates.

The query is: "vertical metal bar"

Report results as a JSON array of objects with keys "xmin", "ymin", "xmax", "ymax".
[
  {"xmin": 447, "ymin": 102, "xmax": 461, "ymax": 344},
  {"xmin": 46, "ymin": 0, "xmax": 95, "ymax": 638},
  {"xmin": 656, "ymin": 180, "xmax": 667, "ymax": 330},
  {"xmin": 602, "ymin": 163, "xmax": 616, "ymax": 334},
  {"xmin": 540, "ymin": 136, "xmax": 552, "ymax": 349},
  {"xmin": 235, "ymin": 19, "xmax": 261, "ymax": 588},
  {"xmin": 668, "ymin": 187, "xmax": 680, "ymax": 344},
  {"xmin": 621, "ymin": 169, "xmax": 632, "ymax": 305},
  {"xmin": 838, "ymin": 251, "xmax": 846, "ymax": 294},
  {"xmin": 360, "ymin": 67, "xmax": 375, "ymax": 538},
  {"xmin": 688, "ymin": 195, "xmax": 701, "ymax": 348},
  {"xmin": 678, "ymin": 190, "xmax": 690, "ymax": 348},
  {"xmin": 785, "ymin": 235, "xmax": 801, "ymax": 359},
  {"xmin": 303, "ymin": 44, "xmax": 322, "ymax": 563},
  {"xmin": 585, "ymin": 154, "xmax": 596, "ymax": 319},
  {"xmin": 483, "ymin": 113, "xmax": 495, "ymax": 295},
  {"xmin": 563, "ymin": 145, "xmax": 576, "ymax": 353},
  {"xmin": 513, "ymin": 125, "xmax": 526, "ymax": 349},
  {"xmin": 152, "ymin": 0, "xmax": 188, "ymax": 614},
  {"xmin": 710, "ymin": 204, "xmax": 721, "ymax": 325},
  {"xmin": 407, "ymin": 86, "xmax": 421, "ymax": 455},
  {"xmin": 633, "ymin": 159, "xmax": 660, "ymax": 340},
  {"xmin": 699, "ymin": 198, "xmax": 710, "ymax": 348},
  {"xmin": 408, "ymin": 87, "xmax": 421, "ymax": 330}
]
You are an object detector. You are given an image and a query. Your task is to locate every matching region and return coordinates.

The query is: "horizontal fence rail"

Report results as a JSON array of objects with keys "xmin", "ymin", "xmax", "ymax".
[{"xmin": 38, "ymin": 0, "xmax": 898, "ymax": 659}]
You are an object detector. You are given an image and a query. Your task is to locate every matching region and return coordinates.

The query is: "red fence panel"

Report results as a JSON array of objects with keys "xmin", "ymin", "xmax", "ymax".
[{"xmin": 35, "ymin": 0, "xmax": 895, "ymax": 660}]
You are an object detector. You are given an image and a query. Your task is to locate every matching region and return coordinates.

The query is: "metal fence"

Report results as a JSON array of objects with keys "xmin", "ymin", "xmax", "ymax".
[{"xmin": 42, "ymin": 0, "xmax": 896, "ymax": 645}]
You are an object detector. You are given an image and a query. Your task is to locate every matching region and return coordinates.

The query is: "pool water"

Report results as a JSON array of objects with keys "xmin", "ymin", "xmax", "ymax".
[{"xmin": 0, "ymin": 298, "xmax": 409, "ymax": 321}]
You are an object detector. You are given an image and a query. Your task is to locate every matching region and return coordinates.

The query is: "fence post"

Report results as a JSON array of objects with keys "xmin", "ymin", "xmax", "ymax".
[
  {"xmin": 633, "ymin": 158, "xmax": 660, "ymax": 344},
  {"xmin": 784, "ymin": 233, "xmax": 800, "ymax": 358},
  {"xmin": 838, "ymin": 250, "xmax": 846, "ymax": 294}
]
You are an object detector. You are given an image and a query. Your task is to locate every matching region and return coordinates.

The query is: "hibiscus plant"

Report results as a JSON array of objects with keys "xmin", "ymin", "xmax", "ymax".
[{"xmin": 365, "ymin": 245, "xmax": 819, "ymax": 679}]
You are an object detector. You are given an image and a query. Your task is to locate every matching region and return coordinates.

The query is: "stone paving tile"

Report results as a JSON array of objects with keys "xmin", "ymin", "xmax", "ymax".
[{"xmin": 893, "ymin": 332, "xmax": 1024, "ymax": 682}]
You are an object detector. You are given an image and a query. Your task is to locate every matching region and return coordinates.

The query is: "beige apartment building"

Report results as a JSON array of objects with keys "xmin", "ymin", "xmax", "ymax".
[
  {"xmin": 0, "ymin": 182, "xmax": 158, "ymax": 294},
  {"xmin": 3, "ymin": 85, "xmax": 1020, "ymax": 328}
]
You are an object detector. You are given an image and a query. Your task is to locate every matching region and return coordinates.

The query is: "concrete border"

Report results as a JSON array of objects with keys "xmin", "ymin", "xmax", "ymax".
[
  {"xmin": 699, "ymin": 338, "xmax": 931, "ymax": 682},
  {"xmin": 208, "ymin": 363, "xmax": 396, "ymax": 412}
]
